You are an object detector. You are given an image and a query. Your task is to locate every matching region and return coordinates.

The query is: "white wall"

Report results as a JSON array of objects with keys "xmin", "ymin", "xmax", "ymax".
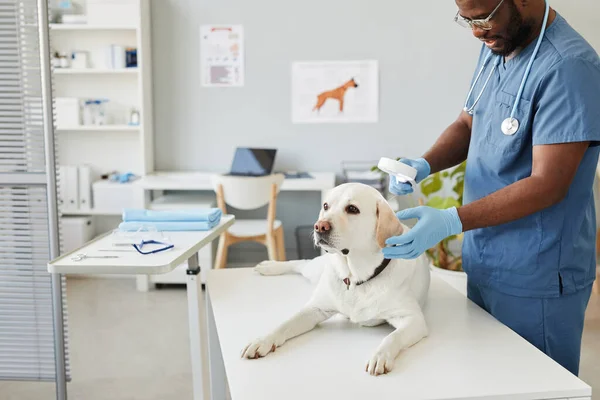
[
  {"xmin": 148, "ymin": 0, "xmax": 600, "ymax": 261},
  {"xmin": 150, "ymin": 0, "xmax": 483, "ymax": 173},
  {"xmin": 150, "ymin": 0, "xmax": 600, "ymax": 173}
]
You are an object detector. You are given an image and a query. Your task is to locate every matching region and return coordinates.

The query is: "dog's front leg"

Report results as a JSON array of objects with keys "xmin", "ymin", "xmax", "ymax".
[
  {"xmin": 242, "ymin": 306, "xmax": 335, "ymax": 359},
  {"xmin": 365, "ymin": 312, "xmax": 428, "ymax": 376}
]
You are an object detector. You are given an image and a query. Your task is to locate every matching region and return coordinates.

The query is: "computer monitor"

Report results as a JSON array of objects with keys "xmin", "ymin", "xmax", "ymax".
[{"xmin": 229, "ymin": 147, "xmax": 277, "ymax": 176}]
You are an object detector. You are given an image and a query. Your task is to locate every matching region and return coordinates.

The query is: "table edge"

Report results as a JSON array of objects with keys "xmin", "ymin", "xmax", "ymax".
[{"xmin": 47, "ymin": 215, "xmax": 235, "ymax": 275}]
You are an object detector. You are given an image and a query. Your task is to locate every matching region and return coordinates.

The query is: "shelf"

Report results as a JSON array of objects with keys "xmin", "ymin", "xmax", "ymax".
[
  {"xmin": 50, "ymin": 0, "xmax": 153, "ymax": 193},
  {"xmin": 56, "ymin": 125, "xmax": 140, "ymax": 133},
  {"xmin": 50, "ymin": 24, "xmax": 138, "ymax": 31},
  {"xmin": 53, "ymin": 68, "xmax": 139, "ymax": 75},
  {"xmin": 60, "ymin": 209, "xmax": 122, "ymax": 216}
]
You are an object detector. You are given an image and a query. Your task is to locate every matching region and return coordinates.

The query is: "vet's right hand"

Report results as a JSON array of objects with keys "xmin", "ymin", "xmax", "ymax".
[{"xmin": 388, "ymin": 158, "xmax": 431, "ymax": 195}]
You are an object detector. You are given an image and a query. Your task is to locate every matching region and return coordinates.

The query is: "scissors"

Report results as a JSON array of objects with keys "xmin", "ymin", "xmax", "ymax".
[{"xmin": 71, "ymin": 253, "xmax": 120, "ymax": 262}]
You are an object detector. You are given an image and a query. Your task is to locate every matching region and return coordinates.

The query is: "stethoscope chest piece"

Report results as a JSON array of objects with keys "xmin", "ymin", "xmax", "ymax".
[{"xmin": 501, "ymin": 117, "xmax": 519, "ymax": 136}]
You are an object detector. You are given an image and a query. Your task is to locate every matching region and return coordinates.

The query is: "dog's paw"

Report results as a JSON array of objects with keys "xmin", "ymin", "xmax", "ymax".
[
  {"xmin": 365, "ymin": 350, "xmax": 395, "ymax": 376},
  {"xmin": 253, "ymin": 261, "xmax": 285, "ymax": 276},
  {"xmin": 241, "ymin": 336, "xmax": 278, "ymax": 359}
]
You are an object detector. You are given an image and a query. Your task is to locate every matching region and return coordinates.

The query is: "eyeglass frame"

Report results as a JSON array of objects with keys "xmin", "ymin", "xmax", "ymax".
[
  {"xmin": 132, "ymin": 239, "xmax": 174, "ymax": 255},
  {"xmin": 454, "ymin": 0, "xmax": 505, "ymax": 31}
]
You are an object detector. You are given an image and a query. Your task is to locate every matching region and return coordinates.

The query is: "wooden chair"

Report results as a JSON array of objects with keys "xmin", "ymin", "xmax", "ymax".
[{"xmin": 211, "ymin": 173, "xmax": 286, "ymax": 269}]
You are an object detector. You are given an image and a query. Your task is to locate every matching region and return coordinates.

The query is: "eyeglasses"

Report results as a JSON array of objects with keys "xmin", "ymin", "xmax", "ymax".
[
  {"xmin": 133, "ymin": 239, "xmax": 174, "ymax": 255},
  {"xmin": 454, "ymin": 0, "xmax": 505, "ymax": 31}
]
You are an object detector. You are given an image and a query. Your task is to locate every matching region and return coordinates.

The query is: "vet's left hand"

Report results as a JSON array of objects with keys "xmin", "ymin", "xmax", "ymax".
[{"xmin": 383, "ymin": 206, "xmax": 463, "ymax": 259}]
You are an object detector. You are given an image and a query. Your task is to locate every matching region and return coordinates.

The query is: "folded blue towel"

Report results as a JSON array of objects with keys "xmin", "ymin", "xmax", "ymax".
[
  {"xmin": 118, "ymin": 220, "xmax": 219, "ymax": 232},
  {"xmin": 122, "ymin": 208, "xmax": 222, "ymax": 224}
]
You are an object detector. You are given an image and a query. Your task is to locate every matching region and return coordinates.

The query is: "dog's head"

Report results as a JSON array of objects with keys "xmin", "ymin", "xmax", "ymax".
[
  {"xmin": 313, "ymin": 183, "xmax": 403, "ymax": 256},
  {"xmin": 344, "ymin": 78, "xmax": 358, "ymax": 88}
]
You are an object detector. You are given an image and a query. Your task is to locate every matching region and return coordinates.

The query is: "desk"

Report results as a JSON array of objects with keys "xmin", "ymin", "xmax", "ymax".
[
  {"xmin": 206, "ymin": 268, "xmax": 592, "ymax": 400},
  {"xmin": 136, "ymin": 171, "xmax": 336, "ymax": 204},
  {"xmin": 48, "ymin": 215, "xmax": 235, "ymax": 400}
]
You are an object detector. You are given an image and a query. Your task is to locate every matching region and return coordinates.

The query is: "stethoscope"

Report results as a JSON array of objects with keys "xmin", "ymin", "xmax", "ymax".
[{"xmin": 464, "ymin": 0, "xmax": 550, "ymax": 136}]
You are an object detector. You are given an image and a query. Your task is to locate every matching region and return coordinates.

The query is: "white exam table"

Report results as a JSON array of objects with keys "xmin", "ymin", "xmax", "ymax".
[{"xmin": 206, "ymin": 268, "xmax": 592, "ymax": 400}]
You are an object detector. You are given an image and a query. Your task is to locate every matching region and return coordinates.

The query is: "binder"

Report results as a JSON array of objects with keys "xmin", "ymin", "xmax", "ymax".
[
  {"xmin": 78, "ymin": 165, "xmax": 93, "ymax": 211},
  {"xmin": 58, "ymin": 166, "xmax": 68, "ymax": 209},
  {"xmin": 65, "ymin": 166, "xmax": 79, "ymax": 210}
]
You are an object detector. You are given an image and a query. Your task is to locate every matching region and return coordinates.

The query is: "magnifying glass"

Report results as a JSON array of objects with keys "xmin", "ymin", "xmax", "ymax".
[{"xmin": 377, "ymin": 157, "xmax": 418, "ymax": 189}]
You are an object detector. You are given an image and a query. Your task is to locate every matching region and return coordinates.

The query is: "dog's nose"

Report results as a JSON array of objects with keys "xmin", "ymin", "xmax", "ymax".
[{"xmin": 314, "ymin": 220, "xmax": 331, "ymax": 233}]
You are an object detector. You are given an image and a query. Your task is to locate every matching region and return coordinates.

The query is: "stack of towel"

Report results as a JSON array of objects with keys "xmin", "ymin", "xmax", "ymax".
[{"xmin": 118, "ymin": 208, "xmax": 223, "ymax": 231}]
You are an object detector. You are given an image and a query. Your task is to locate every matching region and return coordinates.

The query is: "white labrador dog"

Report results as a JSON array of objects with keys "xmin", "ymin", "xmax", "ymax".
[{"xmin": 241, "ymin": 182, "xmax": 430, "ymax": 376}]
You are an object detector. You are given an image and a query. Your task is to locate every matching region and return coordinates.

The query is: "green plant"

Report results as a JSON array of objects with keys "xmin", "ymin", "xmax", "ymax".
[{"xmin": 419, "ymin": 161, "xmax": 466, "ymax": 271}]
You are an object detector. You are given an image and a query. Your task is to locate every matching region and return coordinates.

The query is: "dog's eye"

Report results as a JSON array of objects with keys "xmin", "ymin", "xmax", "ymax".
[
  {"xmin": 323, "ymin": 203, "xmax": 329, "ymax": 211},
  {"xmin": 345, "ymin": 205, "xmax": 360, "ymax": 214}
]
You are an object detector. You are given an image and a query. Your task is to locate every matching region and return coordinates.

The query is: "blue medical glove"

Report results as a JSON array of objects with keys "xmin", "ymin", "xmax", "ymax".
[
  {"xmin": 388, "ymin": 158, "xmax": 431, "ymax": 195},
  {"xmin": 382, "ymin": 206, "xmax": 462, "ymax": 260}
]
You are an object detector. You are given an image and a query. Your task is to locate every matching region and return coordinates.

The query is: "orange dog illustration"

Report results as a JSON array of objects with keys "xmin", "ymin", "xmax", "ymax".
[{"xmin": 313, "ymin": 78, "xmax": 359, "ymax": 113}]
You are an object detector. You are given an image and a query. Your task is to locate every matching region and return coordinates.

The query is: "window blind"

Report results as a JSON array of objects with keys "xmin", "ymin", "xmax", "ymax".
[{"xmin": 0, "ymin": 0, "xmax": 70, "ymax": 385}]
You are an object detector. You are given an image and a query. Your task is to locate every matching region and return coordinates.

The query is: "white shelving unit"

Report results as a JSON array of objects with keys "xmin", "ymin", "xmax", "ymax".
[
  {"xmin": 51, "ymin": 1, "xmax": 214, "ymax": 287},
  {"xmin": 52, "ymin": 0, "xmax": 154, "ymax": 245}
]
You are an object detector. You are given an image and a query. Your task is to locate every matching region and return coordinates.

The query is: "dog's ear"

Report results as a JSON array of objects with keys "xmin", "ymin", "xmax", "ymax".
[{"xmin": 375, "ymin": 200, "xmax": 404, "ymax": 249}]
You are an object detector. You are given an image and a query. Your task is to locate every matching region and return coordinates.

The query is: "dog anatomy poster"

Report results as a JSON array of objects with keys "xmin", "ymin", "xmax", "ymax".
[
  {"xmin": 200, "ymin": 25, "xmax": 244, "ymax": 87},
  {"xmin": 291, "ymin": 60, "xmax": 378, "ymax": 123}
]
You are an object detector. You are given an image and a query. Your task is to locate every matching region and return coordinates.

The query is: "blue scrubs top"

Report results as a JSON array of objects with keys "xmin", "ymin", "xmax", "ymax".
[{"xmin": 462, "ymin": 13, "xmax": 600, "ymax": 298}]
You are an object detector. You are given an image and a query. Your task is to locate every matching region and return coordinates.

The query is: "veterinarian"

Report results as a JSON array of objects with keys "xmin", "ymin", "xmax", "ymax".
[{"xmin": 384, "ymin": 0, "xmax": 600, "ymax": 376}]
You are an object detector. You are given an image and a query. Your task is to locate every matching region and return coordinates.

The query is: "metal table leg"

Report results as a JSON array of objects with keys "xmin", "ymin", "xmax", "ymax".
[
  {"xmin": 207, "ymin": 293, "xmax": 227, "ymax": 400},
  {"xmin": 186, "ymin": 253, "xmax": 210, "ymax": 400},
  {"xmin": 51, "ymin": 273, "xmax": 68, "ymax": 400}
]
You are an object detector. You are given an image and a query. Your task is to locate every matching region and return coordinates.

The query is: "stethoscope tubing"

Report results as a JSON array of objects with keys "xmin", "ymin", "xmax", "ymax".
[{"xmin": 463, "ymin": 0, "xmax": 550, "ymax": 135}]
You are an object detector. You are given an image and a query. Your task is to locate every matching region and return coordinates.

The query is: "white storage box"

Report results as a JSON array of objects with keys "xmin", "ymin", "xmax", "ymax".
[
  {"xmin": 55, "ymin": 97, "xmax": 80, "ymax": 127},
  {"xmin": 60, "ymin": 216, "xmax": 94, "ymax": 254},
  {"xmin": 61, "ymin": 14, "xmax": 87, "ymax": 24},
  {"xmin": 92, "ymin": 180, "xmax": 142, "ymax": 213},
  {"xmin": 150, "ymin": 193, "xmax": 216, "ymax": 210},
  {"xmin": 86, "ymin": 0, "xmax": 138, "ymax": 27}
]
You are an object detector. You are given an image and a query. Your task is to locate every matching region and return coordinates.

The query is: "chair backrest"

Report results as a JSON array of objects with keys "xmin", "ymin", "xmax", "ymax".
[{"xmin": 211, "ymin": 173, "xmax": 285, "ymax": 210}]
